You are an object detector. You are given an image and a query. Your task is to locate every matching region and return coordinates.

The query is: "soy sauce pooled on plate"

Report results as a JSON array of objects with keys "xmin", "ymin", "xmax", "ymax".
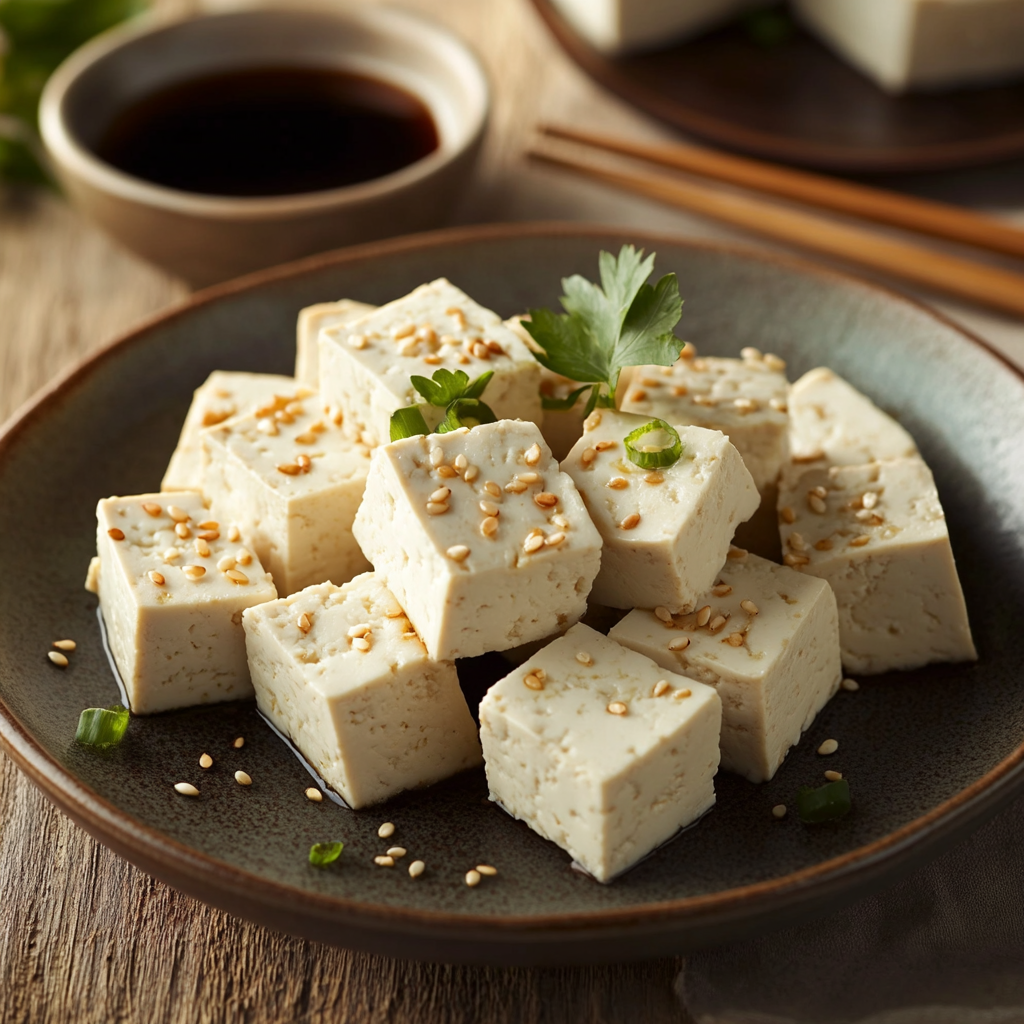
[{"xmin": 95, "ymin": 67, "xmax": 439, "ymax": 197}]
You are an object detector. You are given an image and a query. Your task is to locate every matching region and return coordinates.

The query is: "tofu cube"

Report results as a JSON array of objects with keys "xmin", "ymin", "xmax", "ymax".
[
  {"xmin": 95, "ymin": 491, "xmax": 277, "ymax": 714},
  {"xmin": 352, "ymin": 420, "xmax": 603, "ymax": 661},
  {"xmin": 161, "ymin": 371, "xmax": 299, "ymax": 492},
  {"xmin": 561, "ymin": 409, "xmax": 759, "ymax": 613},
  {"xmin": 610, "ymin": 552, "xmax": 842, "ymax": 783},
  {"xmin": 295, "ymin": 299, "xmax": 376, "ymax": 386},
  {"xmin": 202, "ymin": 391, "xmax": 371, "ymax": 597},
  {"xmin": 480, "ymin": 623, "xmax": 722, "ymax": 882},
  {"xmin": 243, "ymin": 574, "xmax": 481, "ymax": 809},
  {"xmin": 621, "ymin": 349, "xmax": 790, "ymax": 496},
  {"xmin": 319, "ymin": 279, "xmax": 542, "ymax": 448},
  {"xmin": 777, "ymin": 457, "xmax": 976, "ymax": 674}
]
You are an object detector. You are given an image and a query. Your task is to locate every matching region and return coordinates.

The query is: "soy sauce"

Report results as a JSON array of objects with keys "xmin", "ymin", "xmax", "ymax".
[{"xmin": 94, "ymin": 67, "xmax": 439, "ymax": 197}]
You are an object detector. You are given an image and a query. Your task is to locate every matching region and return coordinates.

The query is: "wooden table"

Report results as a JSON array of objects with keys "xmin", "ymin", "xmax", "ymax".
[{"xmin": 2, "ymin": 1, "xmax": 1024, "ymax": 1020}]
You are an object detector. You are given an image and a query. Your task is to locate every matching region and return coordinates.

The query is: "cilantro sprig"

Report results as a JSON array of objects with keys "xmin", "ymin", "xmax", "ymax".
[
  {"xmin": 389, "ymin": 368, "xmax": 496, "ymax": 441},
  {"xmin": 524, "ymin": 246, "xmax": 685, "ymax": 416}
]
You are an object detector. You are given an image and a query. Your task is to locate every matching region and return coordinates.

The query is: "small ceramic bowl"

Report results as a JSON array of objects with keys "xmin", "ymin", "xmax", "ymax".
[{"xmin": 39, "ymin": 5, "xmax": 489, "ymax": 287}]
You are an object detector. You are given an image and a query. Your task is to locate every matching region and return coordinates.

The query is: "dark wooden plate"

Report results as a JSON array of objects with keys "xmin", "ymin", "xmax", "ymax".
[
  {"xmin": 2, "ymin": 224, "xmax": 1024, "ymax": 965},
  {"xmin": 529, "ymin": 0, "xmax": 1024, "ymax": 174}
]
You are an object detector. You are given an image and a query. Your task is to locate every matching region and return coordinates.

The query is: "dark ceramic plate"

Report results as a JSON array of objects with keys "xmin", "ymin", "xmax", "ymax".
[
  {"xmin": 2, "ymin": 224, "xmax": 1024, "ymax": 966},
  {"xmin": 529, "ymin": 0, "xmax": 1024, "ymax": 173}
]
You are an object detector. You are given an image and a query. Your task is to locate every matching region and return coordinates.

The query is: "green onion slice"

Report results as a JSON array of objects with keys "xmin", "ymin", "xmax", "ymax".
[
  {"xmin": 435, "ymin": 398, "xmax": 497, "ymax": 434},
  {"xmin": 389, "ymin": 406, "xmax": 430, "ymax": 442},
  {"xmin": 797, "ymin": 780, "xmax": 851, "ymax": 824},
  {"xmin": 75, "ymin": 704, "xmax": 129, "ymax": 749},
  {"xmin": 624, "ymin": 418, "xmax": 683, "ymax": 469},
  {"xmin": 309, "ymin": 841, "xmax": 344, "ymax": 868}
]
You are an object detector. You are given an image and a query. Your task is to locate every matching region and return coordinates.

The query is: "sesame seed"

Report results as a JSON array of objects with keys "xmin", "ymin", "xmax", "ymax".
[
  {"xmin": 519, "ymin": 472, "xmax": 542, "ymax": 485},
  {"xmin": 217, "ymin": 555, "xmax": 236, "ymax": 572},
  {"xmin": 607, "ymin": 476, "xmax": 629, "ymax": 490},
  {"xmin": 575, "ymin": 651, "xmax": 593, "ymax": 666},
  {"xmin": 780, "ymin": 506, "xmax": 796, "ymax": 524},
  {"xmin": 709, "ymin": 615, "xmax": 728, "ymax": 632},
  {"xmin": 182, "ymin": 564, "xmax": 206, "ymax": 580},
  {"xmin": 199, "ymin": 521, "xmax": 218, "ymax": 531},
  {"xmin": 696, "ymin": 606, "xmax": 712, "ymax": 627},
  {"xmin": 463, "ymin": 466, "xmax": 479, "ymax": 483},
  {"xmin": 789, "ymin": 532, "xmax": 808, "ymax": 552},
  {"xmin": 233, "ymin": 737, "xmax": 244, "ymax": 749},
  {"xmin": 426, "ymin": 502, "xmax": 449, "ymax": 516},
  {"xmin": 295, "ymin": 455, "xmax": 312, "ymax": 472},
  {"xmin": 594, "ymin": 440, "xmax": 616, "ymax": 452},
  {"xmin": 487, "ymin": 340, "xmax": 504, "ymax": 355},
  {"xmin": 175, "ymin": 522, "xmax": 192, "ymax": 539},
  {"xmin": 793, "ymin": 449, "xmax": 825, "ymax": 464},
  {"xmin": 817, "ymin": 738, "xmax": 839, "ymax": 755},
  {"xmin": 654, "ymin": 606, "xmax": 673, "ymax": 622},
  {"xmin": 453, "ymin": 454, "xmax": 468, "ymax": 471},
  {"xmin": 429, "ymin": 447, "xmax": 444, "ymax": 467},
  {"xmin": 814, "ymin": 538, "xmax": 834, "ymax": 551},
  {"xmin": 668, "ymin": 637, "xmax": 691, "ymax": 651},
  {"xmin": 848, "ymin": 535, "xmax": 871, "ymax": 548},
  {"xmin": 471, "ymin": 341, "xmax": 490, "ymax": 360},
  {"xmin": 674, "ymin": 689, "xmax": 692, "ymax": 700},
  {"xmin": 174, "ymin": 783, "xmax": 199, "ymax": 797},
  {"xmin": 194, "ymin": 538, "xmax": 211, "ymax": 558},
  {"xmin": 733, "ymin": 397, "xmax": 759, "ymax": 413},
  {"xmin": 712, "ymin": 584, "xmax": 732, "ymax": 597},
  {"xmin": 479, "ymin": 500, "xmax": 500, "ymax": 517},
  {"xmin": 619, "ymin": 512, "xmax": 641, "ymax": 530},
  {"xmin": 533, "ymin": 492, "xmax": 559, "ymax": 510},
  {"xmin": 725, "ymin": 632, "xmax": 745, "ymax": 647},
  {"xmin": 506, "ymin": 478, "xmax": 529, "ymax": 494},
  {"xmin": 465, "ymin": 870, "xmax": 481, "ymax": 887},
  {"xmin": 199, "ymin": 753, "xmax": 213, "ymax": 769},
  {"xmin": 671, "ymin": 385, "xmax": 688, "ymax": 397},
  {"xmin": 393, "ymin": 322, "xmax": 415, "ymax": 340},
  {"xmin": 107, "ymin": 527, "xmax": 125, "ymax": 541},
  {"xmin": 607, "ymin": 701, "xmax": 628, "ymax": 716},
  {"xmin": 167, "ymin": 506, "xmax": 190, "ymax": 523},
  {"xmin": 228, "ymin": 526, "xmax": 241, "ymax": 542},
  {"xmin": 808, "ymin": 494, "xmax": 827, "ymax": 514},
  {"xmin": 631, "ymin": 389, "xmax": 648, "ymax": 402},
  {"xmin": 430, "ymin": 487, "xmax": 452, "ymax": 503},
  {"xmin": 862, "ymin": 491, "xmax": 879, "ymax": 510},
  {"xmin": 477, "ymin": 864, "xmax": 498, "ymax": 876},
  {"xmin": 305, "ymin": 787, "xmax": 323, "ymax": 802},
  {"xmin": 235, "ymin": 770, "xmax": 252, "ymax": 786},
  {"xmin": 764, "ymin": 354, "xmax": 786, "ymax": 372},
  {"xmin": 47, "ymin": 651, "xmax": 68, "ymax": 667},
  {"xmin": 378, "ymin": 822, "xmax": 395, "ymax": 838},
  {"xmin": 644, "ymin": 472, "xmax": 664, "ymax": 485},
  {"xmin": 352, "ymin": 637, "xmax": 371, "ymax": 652},
  {"xmin": 226, "ymin": 569, "xmax": 249, "ymax": 585},
  {"xmin": 294, "ymin": 431, "xmax": 317, "ymax": 445},
  {"xmin": 480, "ymin": 517, "xmax": 499, "ymax": 537},
  {"xmin": 584, "ymin": 411, "xmax": 603, "ymax": 429},
  {"xmin": 544, "ymin": 532, "xmax": 566, "ymax": 547},
  {"xmin": 552, "ymin": 514, "xmax": 570, "ymax": 529},
  {"xmin": 824, "ymin": 770, "xmax": 843, "ymax": 782},
  {"xmin": 484, "ymin": 481, "xmax": 502, "ymax": 498},
  {"xmin": 375, "ymin": 856, "xmax": 395, "ymax": 867},
  {"xmin": 523, "ymin": 672, "xmax": 544, "ymax": 691},
  {"xmin": 811, "ymin": 485, "xmax": 828, "ymax": 498},
  {"xmin": 524, "ymin": 443, "xmax": 542, "ymax": 466},
  {"xmin": 581, "ymin": 448, "xmax": 597, "ymax": 467},
  {"xmin": 841, "ymin": 678, "xmax": 860, "ymax": 692},
  {"xmin": 408, "ymin": 860, "xmax": 426, "ymax": 878},
  {"xmin": 769, "ymin": 398, "xmax": 788, "ymax": 413},
  {"xmin": 740, "ymin": 347, "xmax": 762, "ymax": 361},
  {"xmin": 387, "ymin": 846, "xmax": 407, "ymax": 858},
  {"xmin": 297, "ymin": 612, "xmax": 313, "ymax": 634},
  {"xmin": 348, "ymin": 333, "xmax": 367, "ymax": 349},
  {"xmin": 148, "ymin": 570, "xmax": 165, "ymax": 586},
  {"xmin": 524, "ymin": 533, "xmax": 545, "ymax": 553},
  {"xmin": 739, "ymin": 600, "xmax": 759, "ymax": 616},
  {"xmin": 783, "ymin": 553, "xmax": 810, "ymax": 567},
  {"xmin": 235, "ymin": 548, "xmax": 252, "ymax": 566},
  {"xmin": 53, "ymin": 639, "xmax": 76, "ymax": 651},
  {"xmin": 447, "ymin": 545, "xmax": 471, "ymax": 562},
  {"xmin": 727, "ymin": 546, "xmax": 748, "ymax": 560},
  {"xmin": 142, "ymin": 503, "xmax": 162, "ymax": 517},
  {"xmin": 772, "ymin": 804, "xmax": 787, "ymax": 819},
  {"xmin": 652, "ymin": 680, "xmax": 671, "ymax": 697}
]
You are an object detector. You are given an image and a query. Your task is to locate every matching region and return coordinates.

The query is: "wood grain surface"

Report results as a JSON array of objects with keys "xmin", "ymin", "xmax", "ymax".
[{"xmin": 2, "ymin": 0, "xmax": 1024, "ymax": 1020}]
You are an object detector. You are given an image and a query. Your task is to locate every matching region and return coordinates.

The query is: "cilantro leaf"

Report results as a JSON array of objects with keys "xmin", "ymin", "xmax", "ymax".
[
  {"xmin": 390, "ymin": 368, "xmax": 496, "ymax": 440},
  {"xmin": 409, "ymin": 368, "xmax": 494, "ymax": 409},
  {"xmin": 436, "ymin": 398, "xmax": 497, "ymax": 434},
  {"xmin": 541, "ymin": 384, "xmax": 592, "ymax": 412},
  {"xmin": 390, "ymin": 406, "xmax": 430, "ymax": 441}
]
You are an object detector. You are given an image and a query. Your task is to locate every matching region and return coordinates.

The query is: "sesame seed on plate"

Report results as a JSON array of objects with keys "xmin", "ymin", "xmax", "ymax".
[
  {"xmin": 429, "ymin": 447, "xmax": 444, "ymax": 467},
  {"xmin": 725, "ymin": 633, "xmax": 745, "ymax": 647},
  {"xmin": 235, "ymin": 548, "xmax": 252, "ymax": 566},
  {"xmin": 480, "ymin": 517, "xmax": 499, "ymax": 537},
  {"xmin": 607, "ymin": 477, "xmax": 628, "ymax": 490},
  {"xmin": 580, "ymin": 448, "xmax": 597, "ymax": 467},
  {"xmin": 148, "ymin": 570, "xmax": 165, "ymax": 586},
  {"xmin": 708, "ymin": 615, "xmax": 728, "ymax": 632},
  {"xmin": 142, "ymin": 503, "xmax": 162, "ymax": 517},
  {"xmin": 430, "ymin": 487, "xmax": 452, "ymax": 503},
  {"xmin": 463, "ymin": 466, "xmax": 479, "ymax": 482},
  {"xmin": 524, "ymin": 533, "xmax": 545, "ymax": 554},
  {"xmin": 447, "ymin": 545, "xmax": 471, "ymax": 562},
  {"xmin": 305, "ymin": 788, "xmax": 322, "ymax": 802},
  {"xmin": 194, "ymin": 538, "xmax": 210, "ymax": 558},
  {"xmin": 175, "ymin": 523, "xmax": 192, "ymax": 539},
  {"xmin": 426, "ymin": 502, "xmax": 449, "ymax": 516},
  {"xmin": 465, "ymin": 870, "xmax": 481, "ymax": 887},
  {"xmin": 378, "ymin": 822, "xmax": 395, "ymax": 839},
  {"xmin": 226, "ymin": 569, "xmax": 249, "ymax": 585},
  {"xmin": 841, "ymin": 678, "xmax": 860, "ymax": 691},
  {"xmin": 594, "ymin": 440, "xmax": 616, "ymax": 452},
  {"xmin": 772, "ymin": 804, "xmax": 787, "ymax": 819},
  {"xmin": 351, "ymin": 637, "xmax": 371, "ymax": 652},
  {"xmin": 47, "ymin": 651, "xmax": 68, "ymax": 667},
  {"xmin": 712, "ymin": 584, "xmax": 732, "ymax": 596},
  {"xmin": 654, "ymin": 606, "xmax": 673, "ymax": 622},
  {"xmin": 375, "ymin": 856, "xmax": 395, "ymax": 867},
  {"xmin": 674, "ymin": 689, "xmax": 692, "ymax": 700},
  {"xmin": 408, "ymin": 860, "xmax": 426, "ymax": 878},
  {"xmin": 484, "ymin": 481, "xmax": 502, "ymax": 498},
  {"xmin": 575, "ymin": 651, "xmax": 593, "ymax": 666},
  {"xmin": 652, "ymin": 680, "xmax": 671, "ymax": 698},
  {"xmin": 174, "ymin": 783, "xmax": 199, "ymax": 797},
  {"xmin": 199, "ymin": 753, "xmax": 213, "ymax": 769},
  {"xmin": 53, "ymin": 639, "xmax": 76, "ymax": 651},
  {"xmin": 817, "ymin": 738, "xmax": 839, "ymax": 756},
  {"xmin": 235, "ymin": 770, "xmax": 252, "ymax": 786},
  {"xmin": 455, "ymin": 454, "xmax": 468, "ymax": 471},
  {"xmin": 233, "ymin": 737, "xmax": 245, "ymax": 749},
  {"xmin": 479, "ymin": 500, "xmax": 500, "ymax": 517},
  {"xmin": 825, "ymin": 770, "xmax": 843, "ymax": 782},
  {"xmin": 387, "ymin": 847, "xmax": 407, "ymax": 859},
  {"xmin": 476, "ymin": 865, "xmax": 497, "ymax": 876},
  {"xmin": 696, "ymin": 606, "xmax": 711, "ymax": 627},
  {"xmin": 619, "ymin": 513, "xmax": 641, "ymax": 530},
  {"xmin": 544, "ymin": 532, "xmax": 566, "ymax": 547},
  {"xmin": 523, "ymin": 673, "xmax": 544, "ymax": 691},
  {"xmin": 524, "ymin": 443, "xmax": 541, "ymax": 466},
  {"xmin": 182, "ymin": 565, "xmax": 206, "ymax": 581},
  {"xmin": 167, "ymin": 506, "xmax": 190, "ymax": 523}
]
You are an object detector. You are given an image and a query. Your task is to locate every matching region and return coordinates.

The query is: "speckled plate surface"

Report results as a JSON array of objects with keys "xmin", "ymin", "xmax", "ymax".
[{"xmin": 2, "ymin": 224, "xmax": 1023, "ymax": 966}]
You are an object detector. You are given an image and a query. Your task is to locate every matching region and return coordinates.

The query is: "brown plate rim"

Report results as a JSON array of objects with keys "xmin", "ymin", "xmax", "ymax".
[
  {"xmin": 527, "ymin": 0, "xmax": 1024, "ymax": 174},
  {"xmin": 2, "ymin": 220, "xmax": 1024, "ymax": 945}
]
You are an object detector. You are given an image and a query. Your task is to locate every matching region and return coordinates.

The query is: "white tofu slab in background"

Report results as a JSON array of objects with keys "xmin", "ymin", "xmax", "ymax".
[
  {"xmin": 352, "ymin": 419, "xmax": 603, "ymax": 661},
  {"xmin": 611, "ymin": 551, "xmax": 842, "ymax": 783},
  {"xmin": 243, "ymin": 574, "xmax": 481, "ymax": 809},
  {"xmin": 562, "ymin": 408, "xmax": 759, "ymax": 613},
  {"xmin": 480, "ymin": 623, "xmax": 722, "ymax": 883},
  {"xmin": 295, "ymin": 299, "xmax": 376, "ymax": 387},
  {"xmin": 95, "ymin": 491, "xmax": 277, "ymax": 714},
  {"xmin": 319, "ymin": 279, "xmax": 542, "ymax": 448},
  {"xmin": 777, "ymin": 457, "xmax": 976, "ymax": 674}
]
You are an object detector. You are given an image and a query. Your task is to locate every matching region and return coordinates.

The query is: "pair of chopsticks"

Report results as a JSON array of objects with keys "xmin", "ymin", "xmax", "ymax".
[{"xmin": 529, "ymin": 125, "xmax": 1024, "ymax": 319}]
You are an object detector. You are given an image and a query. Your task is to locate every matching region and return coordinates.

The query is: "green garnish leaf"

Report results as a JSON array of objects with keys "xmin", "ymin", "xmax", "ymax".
[
  {"xmin": 524, "ymin": 246, "xmax": 684, "ymax": 408},
  {"xmin": 435, "ymin": 398, "xmax": 497, "ymax": 434},
  {"xmin": 624, "ymin": 418, "xmax": 683, "ymax": 469},
  {"xmin": 409, "ymin": 368, "xmax": 494, "ymax": 409},
  {"xmin": 797, "ymin": 780, "xmax": 851, "ymax": 824},
  {"xmin": 75, "ymin": 704, "xmax": 129, "ymax": 749},
  {"xmin": 541, "ymin": 384, "xmax": 593, "ymax": 412},
  {"xmin": 309, "ymin": 841, "xmax": 344, "ymax": 868},
  {"xmin": 390, "ymin": 406, "xmax": 430, "ymax": 442}
]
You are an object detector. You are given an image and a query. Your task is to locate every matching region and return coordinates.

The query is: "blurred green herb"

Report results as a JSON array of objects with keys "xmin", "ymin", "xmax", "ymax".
[
  {"xmin": 741, "ymin": 6, "xmax": 796, "ymax": 48},
  {"xmin": 0, "ymin": 0, "xmax": 145, "ymax": 183}
]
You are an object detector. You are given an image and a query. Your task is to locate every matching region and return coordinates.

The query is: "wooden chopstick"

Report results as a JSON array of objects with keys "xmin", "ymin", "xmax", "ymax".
[
  {"xmin": 540, "ymin": 124, "xmax": 1024, "ymax": 262},
  {"xmin": 528, "ymin": 146, "xmax": 1024, "ymax": 319}
]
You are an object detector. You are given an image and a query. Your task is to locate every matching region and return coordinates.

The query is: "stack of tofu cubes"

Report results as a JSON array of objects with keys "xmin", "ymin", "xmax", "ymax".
[{"xmin": 89, "ymin": 279, "xmax": 974, "ymax": 885}]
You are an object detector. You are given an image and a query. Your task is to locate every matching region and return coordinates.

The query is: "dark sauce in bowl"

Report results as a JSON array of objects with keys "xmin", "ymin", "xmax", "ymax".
[{"xmin": 94, "ymin": 67, "xmax": 439, "ymax": 197}]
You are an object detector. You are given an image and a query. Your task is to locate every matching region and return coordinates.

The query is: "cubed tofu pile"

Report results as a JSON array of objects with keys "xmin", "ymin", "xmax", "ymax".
[{"xmin": 86, "ymin": 279, "xmax": 975, "ymax": 883}]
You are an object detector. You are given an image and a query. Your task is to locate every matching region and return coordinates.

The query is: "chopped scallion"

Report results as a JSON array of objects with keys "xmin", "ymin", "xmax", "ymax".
[
  {"xmin": 309, "ymin": 841, "xmax": 344, "ymax": 867},
  {"xmin": 75, "ymin": 704, "xmax": 129, "ymax": 749},
  {"xmin": 624, "ymin": 418, "xmax": 683, "ymax": 469},
  {"xmin": 797, "ymin": 780, "xmax": 851, "ymax": 824}
]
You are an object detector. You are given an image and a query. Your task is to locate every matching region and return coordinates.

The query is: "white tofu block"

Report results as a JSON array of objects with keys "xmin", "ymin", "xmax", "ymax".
[
  {"xmin": 243, "ymin": 574, "xmax": 481, "ymax": 809},
  {"xmin": 480, "ymin": 623, "xmax": 721, "ymax": 882},
  {"xmin": 295, "ymin": 299, "xmax": 376, "ymax": 387},
  {"xmin": 787, "ymin": 367, "xmax": 918, "ymax": 471},
  {"xmin": 561, "ymin": 409, "xmax": 759, "ymax": 613},
  {"xmin": 621, "ymin": 350, "xmax": 790, "ymax": 495},
  {"xmin": 793, "ymin": 0, "xmax": 1024, "ymax": 94},
  {"xmin": 161, "ymin": 371, "xmax": 298, "ymax": 492},
  {"xmin": 610, "ymin": 552, "xmax": 841, "ymax": 783},
  {"xmin": 550, "ymin": 0, "xmax": 765, "ymax": 54},
  {"xmin": 777, "ymin": 458, "xmax": 976, "ymax": 674},
  {"xmin": 202, "ymin": 391, "xmax": 371, "ymax": 597},
  {"xmin": 95, "ymin": 491, "xmax": 277, "ymax": 714},
  {"xmin": 319, "ymin": 279, "xmax": 543, "ymax": 448},
  {"xmin": 352, "ymin": 420, "xmax": 603, "ymax": 661}
]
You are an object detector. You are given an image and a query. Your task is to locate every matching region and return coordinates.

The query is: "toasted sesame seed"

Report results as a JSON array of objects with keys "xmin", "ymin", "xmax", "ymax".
[
  {"xmin": 524, "ymin": 533, "xmax": 545, "ymax": 554},
  {"xmin": 294, "ymin": 431, "xmax": 317, "ymax": 445},
  {"xmin": 142, "ymin": 502, "xmax": 162, "ymax": 517},
  {"xmin": 305, "ymin": 787, "xmax": 323, "ymax": 802},
  {"xmin": 824, "ymin": 770, "xmax": 843, "ymax": 782},
  {"xmin": 348, "ymin": 333, "xmax": 367, "ymax": 349},
  {"xmin": 465, "ymin": 869, "xmax": 481, "ymax": 887},
  {"xmin": 163, "ymin": 547, "xmax": 180, "ymax": 564},
  {"xmin": 199, "ymin": 520, "xmax": 219, "ymax": 531},
  {"xmin": 652, "ymin": 680, "xmax": 671, "ymax": 697},
  {"xmin": 519, "ymin": 472, "xmax": 542, "ymax": 485},
  {"xmin": 793, "ymin": 449, "xmax": 825, "ymax": 464},
  {"xmin": 463, "ymin": 465, "xmax": 479, "ymax": 482},
  {"xmin": 671, "ymin": 385, "xmax": 688, "ymax": 397},
  {"xmin": 297, "ymin": 612, "xmax": 313, "ymax": 634},
  {"xmin": 808, "ymin": 494, "xmax": 827, "ymax": 514},
  {"xmin": 505, "ymin": 478, "xmax": 528, "ymax": 494},
  {"xmin": 175, "ymin": 522, "xmax": 192, "ymax": 539},
  {"xmin": 387, "ymin": 846, "xmax": 407, "ymax": 858},
  {"xmin": 709, "ymin": 615, "xmax": 728, "ymax": 632},
  {"xmin": 107, "ymin": 527, "xmax": 125, "ymax": 541},
  {"xmin": 533, "ymin": 492, "xmax": 559, "ymax": 510},
  {"xmin": 692, "ymin": 394, "xmax": 717, "ymax": 407},
  {"xmin": 217, "ymin": 555, "xmax": 236, "ymax": 572},
  {"xmin": 814, "ymin": 538, "xmax": 834, "ymax": 551},
  {"xmin": 487, "ymin": 340, "xmax": 505, "ymax": 355},
  {"xmin": 644, "ymin": 472, "xmax": 664, "ymax": 485},
  {"xmin": 378, "ymin": 822, "xmax": 395, "ymax": 838},
  {"xmin": 594, "ymin": 440, "xmax": 616, "ymax": 452},
  {"xmin": 484, "ymin": 481, "xmax": 502, "ymax": 498},
  {"xmin": 393, "ymin": 322, "xmax": 415, "ymax": 340},
  {"xmin": 479, "ymin": 500, "xmax": 500, "ymax": 517},
  {"xmin": 607, "ymin": 701, "xmax": 628, "ymax": 716},
  {"xmin": 426, "ymin": 502, "xmax": 450, "ymax": 516},
  {"xmin": 674, "ymin": 688, "xmax": 692, "ymax": 700},
  {"xmin": 53, "ymin": 639, "xmax": 76, "ymax": 651},
  {"xmin": 148, "ymin": 570, "xmax": 166, "ymax": 586},
  {"xmin": 352, "ymin": 637, "xmax": 371, "ymax": 652},
  {"xmin": 199, "ymin": 529, "xmax": 220, "ymax": 542},
  {"xmin": 862, "ymin": 490, "xmax": 879, "ymax": 510},
  {"xmin": 544, "ymin": 532, "xmax": 566, "ymax": 547},
  {"xmin": 668, "ymin": 637, "xmax": 691, "ymax": 652},
  {"xmin": 734, "ymin": 397, "xmax": 759, "ymax": 413},
  {"xmin": 182, "ymin": 564, "xmax": 206, "ymax": 581},
  {"xmin": 740, "ymin": 346, "xmax": 763, "ymax": 361},
  {"xmin": 235, "ymin": 770, "xmax": 252, "ymax": 786},
  {"xmin": 471, "ymin": 341, "xmax": 490, "ymax": 360},
  {"xmin": 619, "ymin": 512, "xmax": 641, "ymax": 530},
  {"xmin": 235, "ymin": 548, "xmax": 252, "ymax": 566},
  {"xmin": 788, "ymin": 532, "xmax": 808, "ymax": 552},
  {"xmin": 523, "ymin": 672, "xmax": 544, "ymax": 691},
  {"xmin": 783, "ymin": 553, "xmax": 810, "ymax": 567},
  {"xmin": 480, "ymin": 516, "xmax": 499, "ymax": 537},
  {"xmin": 194, "ymin": 537, "xmax": 211, "ymax": 558},
  {"xmin": 727, "ymin": 545, "xmax": 748, "ymax": 560},
  {"xmin": 347, "ymin": 623, "xmax": 371, "ymax": 639},
  {"xmin": 817, "ymin": 738, "xmax": 839, "ymax": 755},
  {"xmin": 199, "ymin": 753, "xmax": 213, "ymax": 769},
  {"xmin": 780, "ymin": 506, "xmax": 796, "ymax": 524},
  {"xmin": 295, "ymin": 454, "xmax": 312, "ymax": 472},
  {"xmin": 631, "ymin": 389, "xmax": 648, "ymax": 402},
  {"xmin": 607, "ymin": 476, "xmax": 629, "ymax": 490},
  {"xmin": 47, "ymin": 650, "xmax": 68, "ymax": 667},
  {"xmin": 696, "ymin": 606, "xmax": 712, "ymax": 627},
  {"xmin": 712, "ymin": 584, "xmax": 733, "ymax": 597},
  {"xmin": 447, "ymin": 545, "xmax": 471, "ymax": 562},
  {"xmin": 477, "ymin": 864, "xmax": 498, "ymax": 876},
  {"xmin": 228, "ymin": 525, "xmax": 241, "ymax": 542},
  {"xmin": 769, "ymin": 398, "xmax": 788, "ymax": 413},
  {"xmin": 581, "ymin": 448, "xmax": 597, "ymax": 467},
  {"xmin": 575, "ymin": 651, "xmax": 593, "ymax": 666},
  {"xmin": 772, "ymin": 804, "xmax": 787, "ymax": 819},
  {"xmin": 430, "ymin": 487, "xmax": 452, "ymax": 503},
  {"xmin": 764, "ymin": 354, "xmax": 786, "ymax": 372},
  {"xmin": 167, "ymin": 505, "xmax": 190, "ymax": 523},
  {"xmin": 226, "ymin": 569, "xmax": 249, "ymax": 585},
  {"xmin": 841, "ymin": 677, "xmax": 860, "ymax": 692},
  {"xmin": 552, "ymin": 514, "xmax": 570, "ymax": 529},
  {"xmin": 584, "ymin": 411, "xmax": 603, "ymax": 429},
  {"xmin": 233, "ymin": 737, "xmax": 244, "ymax": 749},
  {"xmin": 408, "ymin": 860, "xmax": 426, "ymax": 878},
  {"xmin": 654, "ymin": 606, "xmax": 673, "ymax": 623},
  {"xmin": 429, "ymin": 447, "xmax": 444, "ymax": 467},
  {"xmin": 811, "ymin": 485, "xmax": 828, "ymax": 499},
  {"xmin": 375, "ymin": 855, "xmax": 395, "ymax": 867},
  {"xmin": 524, "ymin": 443, "xmax": 542, "ymax": 466},
  {"xmin": 848, "ymin": 535, "xmax": 871, "ymax": 547},
  {"xmin": 725, "ymin": 632, "xmax": 745, "ymax": 647},
  {"xmin": 174, "ymin": 783, "xmax": 199, "ymax": 797}
]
